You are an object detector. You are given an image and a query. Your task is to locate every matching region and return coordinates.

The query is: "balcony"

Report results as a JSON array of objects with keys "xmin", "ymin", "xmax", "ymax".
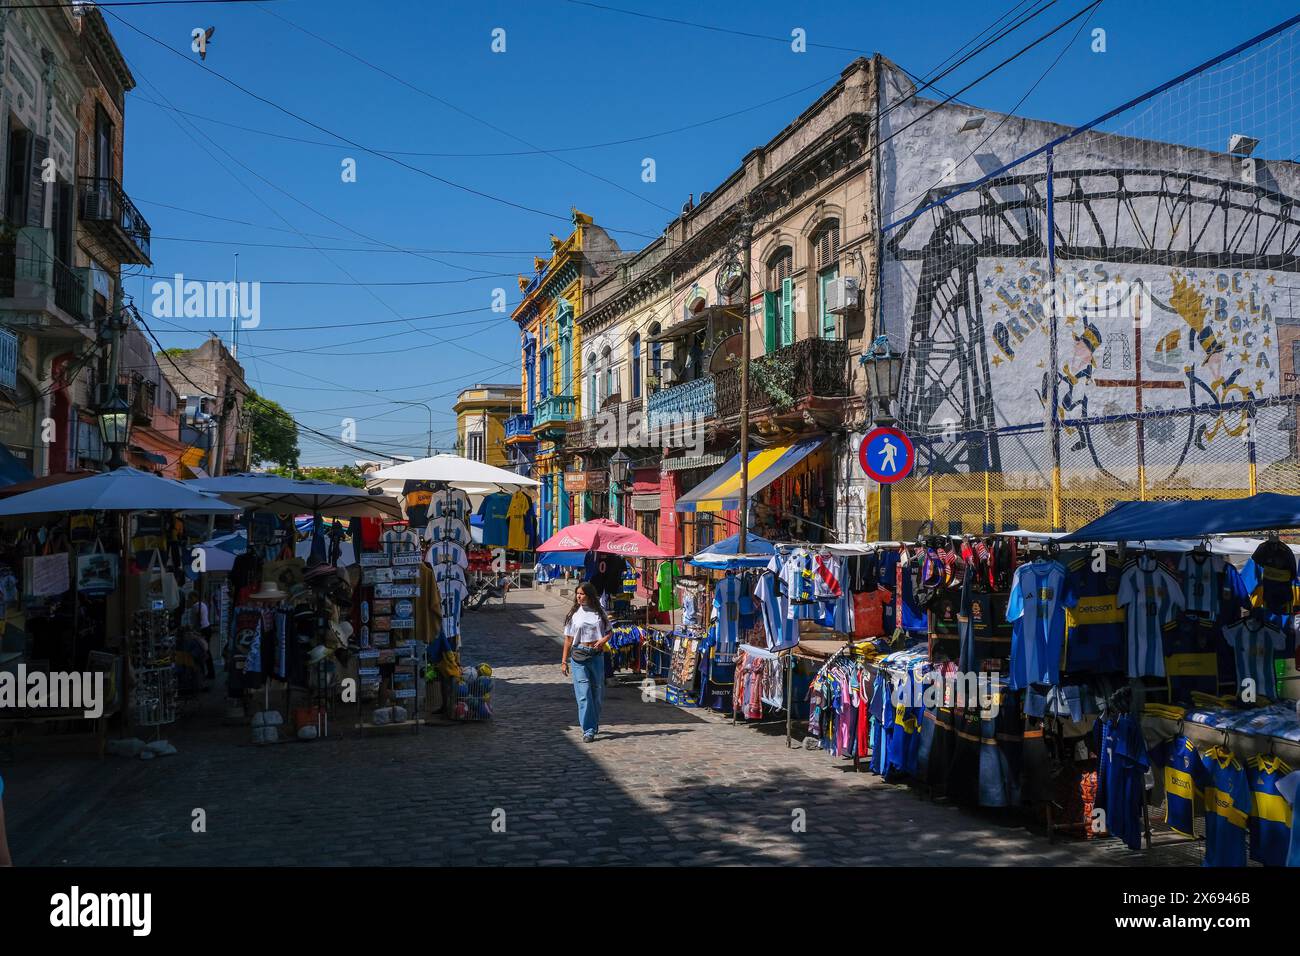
[
  {"xmin": 504, "ymin": 413, "xmax": 536, "ymax": 443},
  {"xmin": 533, "ymin": 394, "xmax": 576, "ymax": 438},
  {"xmin": 78, "ymin": 176, "xmax": 151, "ymax": 266},
  {"xmin": 0, "ymin": 224, "xmax": 90, "ymax": 334},
  {"xmin": 130, "ymin": 376, "xmax": 156, "ymax": 426},
  {"xmin": 714, "ymin": 337, "xmax": 849, "ymax": 426},
  {"xmin": 645, "ymin": 376, "xmax": 715, "ymax": 431},
  {"xmin": 565, "ymin": 397, "xmax": 642, "ymax": 452}
]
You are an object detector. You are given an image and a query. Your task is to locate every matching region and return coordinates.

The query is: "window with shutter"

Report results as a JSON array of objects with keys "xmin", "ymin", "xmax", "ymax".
[
  {"xmin": 27, "ymin": 135, "xmax": 49, "ymax": 228},
  {"xmin": 781, "ymin": 277, "xmax": 794, "ymax": 348},
  {"xmin": 766, "ymin": 246, "xmax": 793, "ymax": 291},
  {"xmin": 763, "ymin": 291, "xmax": 778, "ymax": 354},
  {"xmin": 814, "ymin": 220, "xmax": 841, "ymax": 271}
]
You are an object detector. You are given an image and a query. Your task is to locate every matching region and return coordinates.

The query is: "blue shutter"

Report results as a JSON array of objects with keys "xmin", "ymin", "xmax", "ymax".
[{"xmin": 781, "ymin": 278, "xmax": 794, "ymax": 347}]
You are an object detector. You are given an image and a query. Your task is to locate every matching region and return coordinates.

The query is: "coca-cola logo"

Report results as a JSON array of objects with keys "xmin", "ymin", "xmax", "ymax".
[
  {"xmin": 556, "ymin": 535, "xmax": 583, "ymax": 548},
  {"xmin": 603, "ymin": 541, "xmax": 640, "ymax": 554}
]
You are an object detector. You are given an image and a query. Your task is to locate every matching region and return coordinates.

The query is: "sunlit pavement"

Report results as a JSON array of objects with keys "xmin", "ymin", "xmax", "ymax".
[{"xmin": 11, "ymin": 589, "xmax": 1198, "ymax": 866}]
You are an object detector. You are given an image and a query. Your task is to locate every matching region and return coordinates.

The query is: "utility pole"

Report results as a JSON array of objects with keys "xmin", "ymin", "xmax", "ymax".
[{"xmin": 738, "ymin": 199, "xmax": 753, "ymax": 555}]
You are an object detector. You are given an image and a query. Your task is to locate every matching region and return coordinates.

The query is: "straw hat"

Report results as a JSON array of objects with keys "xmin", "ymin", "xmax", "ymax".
[
  {"xmin": 306, "ymin": 644, "xmax": 330, "ymax": 664},
  {"xmin": 250, "ymin": 577, "xmax": 288, "ymax": 601}
]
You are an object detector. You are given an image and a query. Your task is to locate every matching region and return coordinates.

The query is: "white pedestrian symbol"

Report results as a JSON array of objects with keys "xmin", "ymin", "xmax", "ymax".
[{"xmin": 879, "ymin": 437, "xmax": 899, "ymax": 473}]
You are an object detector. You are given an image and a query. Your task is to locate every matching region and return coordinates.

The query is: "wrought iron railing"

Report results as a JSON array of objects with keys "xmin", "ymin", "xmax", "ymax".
[
  {"xmin": 52, "ymin": 257, "xmax": 86, "ymax": 321},
  {"xmin": 78, "ymin": 176, "xmax": 151, "ymax": 263},
  {"xmin": 645, "ymin": 376, "xmax": 715, "ymax": 430},
  {"xmin": 565, "ymin": 398, "xmax": 642, "ymax": 450},
  {"xmin": 714, "ymin": 337, "xmax": 848, "ymax": 420}
]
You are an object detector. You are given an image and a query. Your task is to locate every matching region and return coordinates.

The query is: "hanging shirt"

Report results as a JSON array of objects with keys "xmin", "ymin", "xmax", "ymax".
[
  {"xmin": 1006, "ymin": 559, "xmax": 1076, "ymax": 690},
  {"xmin": 713, "ymin": 575, "xmax": 743, "ymax": 653},
  {"xmin": 756, "ymin": 556, "xmax": 798, "ymax": 651},
  {"xmin": 401, "ymin": 481, "xmax": 439, "ymax": 527},
  {"xmin": 1246, "ymin": 754, "xmax": 1294, "ymax": 867},
  {"xmin": 427, "ymin": 540, "xmax": 468, "ymax": 569},
  {"xmin": 784, "ymin": 549, "xmax": 820, "ymax": 620},
  {"xmin": 1275, "ymin": 771, "xmax": 1300, "ymax": 867},
  {"xmin": 1197, "ymin": 746, "xmax": 1252, "ymax": 867},
  {"xmin": 895, "ymin": 548, "xmax": 928, "ymax": 632},
  {"xmin": 477, "ymin": 493, "xmax": 512, "ymax": 548},
  {"xmin": 1220, "ymin": 618, "xmax": 1286, "ymax": 699},
  {"xmin": 380, "ymin": 527, "xmax": 420, "ymax": 561},
  {"xmin": 656, "ymin": 561, "xmax": 681, "ymax": 611},
  {"xmin": 433, "ymin": 488, "xmax": 473, "ymax": 522},
  {"xmin": 426, "ymin": 517, "xmax": 472, "ymax": 546},
  {"xmin": 432, "ymin": 562, "xmax": 467, "ymax": 586},
  {"xmin": 1179, "ymin": 551, "xmax": 1223, "ymax": 616},
  {"xmin": 1163, "ymin": 735, "xmax": 1201, "ymax": 837},
  {"xmin": 1116, "ymin": 556, "xmax": 1186, "ymax": 678},
  {"xmin": 1062, "ymin": 550, "xmax": 1126, "ymax": 674},
  {"xmin": 1097, "ymin": 714, "xmax": 1149, "ymax": 851},
  {"xmin": 1162, "ymin": 613, "xmax": 1221, "ymax": 704},
  {"xmin": 506, "ymin": 492, "xmax": 532, "ymax": 551},
  {"xmin": 438, "ymin": 577, "xmax": 469, "ymax": 646}
]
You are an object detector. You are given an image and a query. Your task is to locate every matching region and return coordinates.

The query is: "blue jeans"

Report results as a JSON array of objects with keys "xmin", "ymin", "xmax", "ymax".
[{"xmin": 571, "ymin": 653, "xmax": 604, "ymax": 737}]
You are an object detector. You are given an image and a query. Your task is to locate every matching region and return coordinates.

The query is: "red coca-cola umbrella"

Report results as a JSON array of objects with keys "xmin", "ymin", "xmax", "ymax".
[{"xmin": 536, "ymin": 518, "xmax": 672, "ymax": 558}]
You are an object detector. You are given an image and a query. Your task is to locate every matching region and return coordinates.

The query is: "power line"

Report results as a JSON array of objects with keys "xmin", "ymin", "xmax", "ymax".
[{"xmin": 139, "ymin": 270, "xmax": 518, "ymax": 287}]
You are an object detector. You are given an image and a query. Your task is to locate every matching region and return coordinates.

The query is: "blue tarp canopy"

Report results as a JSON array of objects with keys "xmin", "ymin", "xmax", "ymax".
[
  {"xmin": 1058, "ymin": 493, "xmax": 1300, "ymax": 543},
  {"xmin": 689, "ymin": 531, "xmax": 776, "ymax": 570},
  {"xmin": 536, "ymin": 551, "xmax": 587, "ymax": 569}
]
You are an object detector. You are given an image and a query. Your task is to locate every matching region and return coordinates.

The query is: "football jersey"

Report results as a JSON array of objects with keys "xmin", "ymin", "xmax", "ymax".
[
  {"xmin": 713, "ymin": 575, "xmax": 743, "ymax": 653},
  {"xmin": 1062, "ymin": 551, "xmax": 1126, "ymax": 674},
  {"xmin": 432, "ymin": 563, "xmax": 467, "ymax": 585},
  {"xmin": 1179, "ymin": 551, "xmax": 1223, "ymax": 616},
  {"xmin": 1197, "ymin": 746, "xmax": 1251, "ymax": 867},
  {"xmin": 1006, "ymin": 559, "xmax": 1076, "ymax": 690},
  {"xmin": 438, "ymin": 577, "xmax": 468, "ymax": 639},
  {"xmin": 1162, "ymin": 613, "xmax": 1221, "ymax": 704},
  {"xmin": 1163, "ymin": 735, "xmax": 1201, "ymax": 837},
  {"xmin": 1097, "ymin": 714, "xmax": 1149, "ymax": 851},
  {"xmin": 756, "ymin": 556, "xmax": 799, "ymax": 651},
  {"xmin": 1246, "ymin": 754, "xmax": 1294, "ymax": 867},
  {"xmin": 432, "ymin": 489, "xmax": 473, "ymax": 522},
  {"xmin": 1116, "ymin": 557, "xmax": 1186, "ymax": 678},
  {"xmin": 426, "ymin": 517, "xmax": 471, "ymax": 546},
  {"xmin": 427, "ymin": 540, "xmax": 468, "ymax": 569},
  {"xmin": 1221, "ymin": 618, "xmax": 1286, "ymax": 699},
  {"xmin": 380, "ymin": 527, "xmax": 420, "ymax": 561},
  {"xmin": 1275, "ymin": 771, "xmax": 1300, "ymax": 867},
  {"xmin": 784, "ymin": 549, "xmax": 820, "ymax": 620}
]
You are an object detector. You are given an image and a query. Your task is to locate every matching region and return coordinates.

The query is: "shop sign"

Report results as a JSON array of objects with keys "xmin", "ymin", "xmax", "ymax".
[
  {"xmin": 859, "ymin": 426, "xmax": 915, "ymax": 484},
  {"xmin": 376, "ymin": 583, "xmax": 419, "ymax": 598},
  {"xmin": 392, "ymin": 551, "xmax": 422, "ymax": 566},
  {"xmin": 564, "ymin": 471, "xmax": 587, "ymax": 492},
  {"xmin": 391, "ymin": 565, "xmax": 418, "ymax": 581},
  {"xmin": 360, "ymin": 553, "xmax": 389, "ymax": 567},
  {"xmin": 362, "ymin": 567, "xmax": 393, "ymax": 586}
]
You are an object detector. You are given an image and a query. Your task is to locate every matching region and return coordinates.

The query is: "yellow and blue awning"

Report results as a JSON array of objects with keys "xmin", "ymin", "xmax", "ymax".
[{"xmin": 675, "ymin": 437, "xmax": 825, "ymax": 513}]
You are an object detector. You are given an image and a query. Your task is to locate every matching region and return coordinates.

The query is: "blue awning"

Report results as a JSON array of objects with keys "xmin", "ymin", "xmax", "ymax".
[
  {"xmin": 1058, "ymin": 494, "xmax": 1300, "ymax": 543},
  {"xmin": 689, "ymin": 531, "xmax": 776, "ymax": 570}
]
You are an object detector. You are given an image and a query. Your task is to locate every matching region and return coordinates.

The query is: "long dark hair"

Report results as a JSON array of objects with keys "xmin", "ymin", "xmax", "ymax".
[{"xmin": 565, "ymin": 581, "xmax": 610, "ymax": 628}]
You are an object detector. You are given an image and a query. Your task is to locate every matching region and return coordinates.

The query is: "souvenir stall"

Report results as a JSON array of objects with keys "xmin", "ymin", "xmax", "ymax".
[
  {"xmin": 367, "ymin": 454, "xmax": 539, "ymax": 723},
  {"xmin": 0, "ymin": 469, "xmax": 240, "ymax": 751}
]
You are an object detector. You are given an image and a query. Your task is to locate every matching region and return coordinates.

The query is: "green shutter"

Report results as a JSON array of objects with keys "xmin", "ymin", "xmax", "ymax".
[
  {"xmin": 781, "ymin": 278, "xmax": 794, "ymax": 347},
  {"xmin": 763, "ymin": 291, "xmax": 778, "ymax": 354}
]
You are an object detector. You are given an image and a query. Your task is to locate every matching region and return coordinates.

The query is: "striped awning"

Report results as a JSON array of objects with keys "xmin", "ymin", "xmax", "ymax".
[
  {"xmin": 675, "ymin": 436, "xmax": 826, "ymax": 513},
  {"xmin": 662, "ymin": 452, "xmax": 727, "ymax": 472}
]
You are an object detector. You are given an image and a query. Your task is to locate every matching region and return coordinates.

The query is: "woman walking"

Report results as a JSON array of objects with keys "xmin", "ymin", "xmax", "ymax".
[{"xmin": 560, "ymin": 582, "xmax": 610, "ymax": 742}]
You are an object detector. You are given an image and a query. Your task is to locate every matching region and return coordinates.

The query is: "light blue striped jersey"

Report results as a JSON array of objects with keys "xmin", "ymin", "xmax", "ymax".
[
  {"xmin": 427, "ymin": 540, "xmax": 468, "ymax": 568},
  {"xmin": 1006, "ymin": 559, "xmax": 1075, "ymax": 689},
  {"xmin": 432, "ymin": 489, "xmax": 473, "ymax": 522},
  {"xmin": 439, "ymin": 578, "xmax": 468, "ymax": 642},
  {"xmin": 1221, "ymin": 618, "xmax": 1286, "ymax": 699},
  {"xmin": 757, "ymin": 556, "xmax": 798, "ymax": 650},
  {"xmin": 1178, "ymin": 551, "xmax": 1222, "ymax": 616},
  {"xmin": 713, "ymin": 575, "xmax": 743, "ymax": 653},
  {"xmin": 426, "ymin": 517, "xmax": 471, "ymax": 546},
  {"xmin": 1116, "ymin": 557, "xmax": 1185, "ymax": 678}
]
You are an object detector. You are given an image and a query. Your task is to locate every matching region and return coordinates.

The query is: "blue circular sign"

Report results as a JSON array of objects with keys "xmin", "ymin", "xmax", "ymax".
[{"xmin": 859, "ymin": 426, "xmax": 915, "ymax": 484}]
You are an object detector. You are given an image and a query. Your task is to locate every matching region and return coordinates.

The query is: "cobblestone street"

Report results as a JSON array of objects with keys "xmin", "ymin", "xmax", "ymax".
[{"xmin": 8, "ymin": 590, "xmax": 1195, "ymax": 866}]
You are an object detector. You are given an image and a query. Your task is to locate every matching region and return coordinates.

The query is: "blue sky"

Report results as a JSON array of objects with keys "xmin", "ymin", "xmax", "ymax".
[{"xmin": 114, "ymin": 0, "xmax": 1300, "ymax": 466}]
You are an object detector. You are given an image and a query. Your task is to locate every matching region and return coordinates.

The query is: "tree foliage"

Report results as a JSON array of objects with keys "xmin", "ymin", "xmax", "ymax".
[{"xmin": 248, "ymin": 391, "xmax": 300, "ymax": 471}]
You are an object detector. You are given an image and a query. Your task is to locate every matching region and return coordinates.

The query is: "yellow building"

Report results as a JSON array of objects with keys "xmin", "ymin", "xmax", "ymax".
[
  {"xmin": 454, "ymin": 383, "xmax": 522, "ymax": 469},
  {"xmin": 509, "ymin": 209, "xmax": 622, "ymax": 539}
]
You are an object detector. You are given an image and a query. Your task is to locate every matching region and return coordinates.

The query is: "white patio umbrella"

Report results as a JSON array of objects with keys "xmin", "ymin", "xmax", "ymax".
[
  {"xmin": 366, "ymin": 453, "xmax": 538, "ymax": 497},
  {"xmin": 187, "ymin": 473, "xmax": 402, "ymax": 519},
  {"xmin": 0, "ymin": 467, "xmax": 240, "ymax": 517}
]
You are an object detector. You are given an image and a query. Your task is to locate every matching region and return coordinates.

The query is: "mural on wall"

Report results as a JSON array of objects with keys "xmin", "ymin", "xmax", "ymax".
[{"xmin": 884, "ymin": 164, "xmax": 1300, "ymax": 488}]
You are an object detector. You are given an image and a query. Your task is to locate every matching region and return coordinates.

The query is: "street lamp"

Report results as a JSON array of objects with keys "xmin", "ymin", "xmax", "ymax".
[
  {"xmin": 385, "ymin": 398, "xmax": 433, "ymax": 457},
  {"xmin": 609, "ymin": 450, "xmax": 631, "ymax": 525},
  {"xmin": 98, "ymin": 389, "xmax": 131, "ymax": 470},
  {"xmin": 861, "ymin": 335, "xmax": 903, "ymax": 425},
  {"xmin": 860, "ymin": 335, "xmax": 904, "ymax": 539}
]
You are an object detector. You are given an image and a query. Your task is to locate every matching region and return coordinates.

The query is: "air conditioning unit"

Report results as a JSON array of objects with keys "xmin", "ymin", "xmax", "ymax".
[{"xmin": 825, "ymin": 276, "xmax": 861, "ymax": 314}]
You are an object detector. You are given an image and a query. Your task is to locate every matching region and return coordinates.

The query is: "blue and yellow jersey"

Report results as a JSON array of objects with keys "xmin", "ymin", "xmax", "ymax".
[
  {"xmin": 1164, "ymin": 736, "xmax": 1202, "ymax": 838},
  {"xmin": 1246, "ymin": 754, "xmax": 1294, "ymax": 867},
  {"xmin": 1162, "ymin": 614, "xmax": 1220, "ymax": 705},
  {"xmin": 1198, "ymin": 746, "xmax": 1252, "ymax": 867}
]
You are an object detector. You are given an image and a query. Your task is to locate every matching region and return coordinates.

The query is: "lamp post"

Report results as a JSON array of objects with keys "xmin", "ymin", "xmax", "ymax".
[
  {"xmin": 859, "ymin": 335, "xmax": 904, "ymax": 539},
  {"xmin": 609, "ymin": 449, "xmax": 631, "ymax": 525},
  {"xmin": 386, "ymin": 398, "xmax": 433, "ymax": 457},
  {"xmin": 98, "ymin": 290, "xmax": 132, "ymax": 470}
]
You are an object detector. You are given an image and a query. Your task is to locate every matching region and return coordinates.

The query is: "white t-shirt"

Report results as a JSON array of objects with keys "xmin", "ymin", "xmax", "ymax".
[{"xmin": 564, "ymin": 607, "xmax": 609, "ymax": 646}]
